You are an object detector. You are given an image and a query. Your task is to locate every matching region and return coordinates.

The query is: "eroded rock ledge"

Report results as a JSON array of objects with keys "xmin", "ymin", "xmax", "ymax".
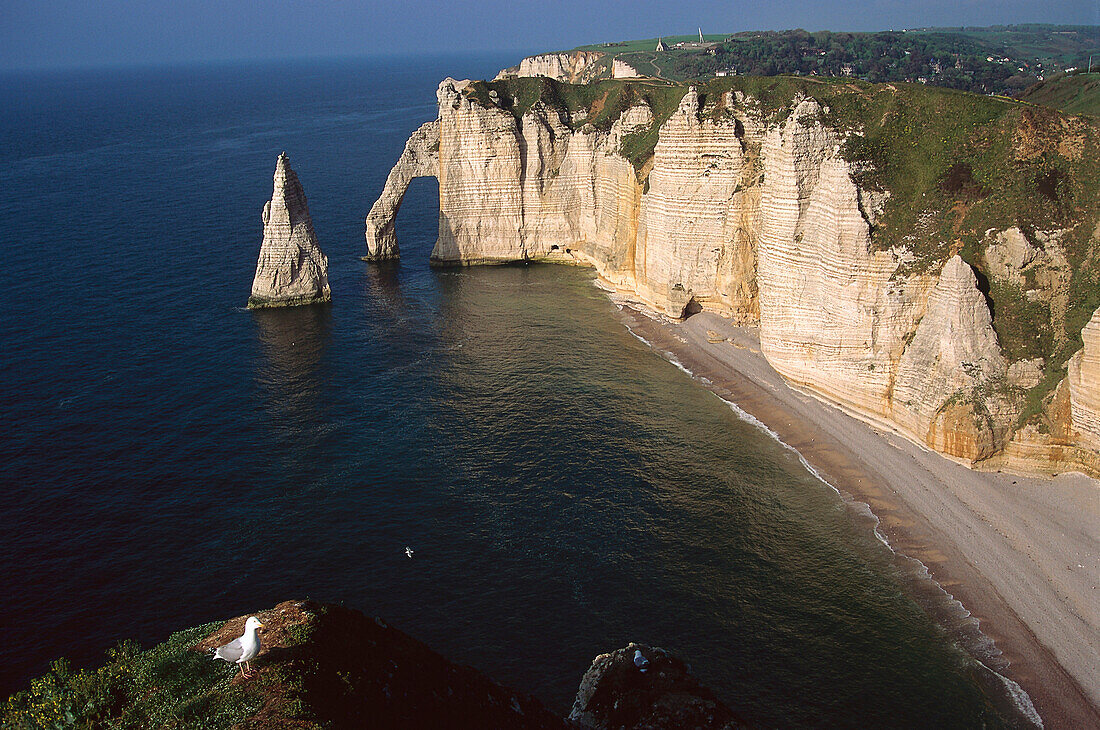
[{"xmin": 365, "ymin": 76, "xmax": 1100, "ymax": 476}]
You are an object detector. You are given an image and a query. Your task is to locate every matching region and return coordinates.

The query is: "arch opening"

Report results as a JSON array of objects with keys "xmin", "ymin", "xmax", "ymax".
[{"xmin": 391, "ymin": 176, "xmax": 440, "ymax": 260}]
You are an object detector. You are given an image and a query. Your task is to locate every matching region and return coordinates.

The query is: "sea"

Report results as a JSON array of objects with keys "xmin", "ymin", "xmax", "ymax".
[{"xmin": 1, "ymin": 53, "xmax": 1012, "ymax": 727}]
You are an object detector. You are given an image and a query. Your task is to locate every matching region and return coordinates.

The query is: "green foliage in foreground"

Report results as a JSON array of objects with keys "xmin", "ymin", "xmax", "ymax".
[{"xmin": 1, "ymin": 623, "xmax": 263, "ymax": 730}]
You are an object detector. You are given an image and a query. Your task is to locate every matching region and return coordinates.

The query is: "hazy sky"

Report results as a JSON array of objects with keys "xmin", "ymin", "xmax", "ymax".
[{"xmin": 3, "ymin": 0, "xmax": 1098, "ymax": 71}]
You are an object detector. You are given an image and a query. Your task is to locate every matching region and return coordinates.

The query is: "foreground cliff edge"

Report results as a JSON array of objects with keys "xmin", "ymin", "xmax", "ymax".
[
  {"xmin": 1, "ymin": 601, "xmax": 750, "ymax": 729},
  {"xmin": 365, "ymin": 74, "xmax": 1100, "ymax": 477},
  {"xmin": 248, "ymin": 153, "xmax": 331, "ymax": 310}
]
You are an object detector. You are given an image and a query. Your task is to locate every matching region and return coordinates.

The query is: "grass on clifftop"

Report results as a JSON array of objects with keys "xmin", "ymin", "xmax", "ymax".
[
  {"xmin": 1019, "ymin": 72, "xmax": 1100, "ymax": 117},
  {"xmin": 1, "ymin": 623, "xmax": 264, "ymax": 730},
  {"xmin": 466, "ymin": 76, "xmax": 687, "ymax": 172}
]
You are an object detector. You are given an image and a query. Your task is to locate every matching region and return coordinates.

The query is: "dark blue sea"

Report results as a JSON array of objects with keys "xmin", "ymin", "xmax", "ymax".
[{"xmin": 1, "ymin": 54, "xmax": 1008, "ymax": 727}]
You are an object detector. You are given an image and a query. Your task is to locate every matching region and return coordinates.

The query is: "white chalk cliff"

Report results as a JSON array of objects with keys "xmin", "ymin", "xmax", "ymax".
[
  {"xmin": 495, "ymin": 51, "xmax": 606, "ymax": 83},
  {"xmin": 249, "ymin": 153, "xmax": 331, "ymax": 309},
  {"xmin": 365, "ymin": 79, "xmax": 1099, "ymax": 473},
  {"xmin": 1069, "ymin": 306, "xmax": 1100, "ymax": 450}
]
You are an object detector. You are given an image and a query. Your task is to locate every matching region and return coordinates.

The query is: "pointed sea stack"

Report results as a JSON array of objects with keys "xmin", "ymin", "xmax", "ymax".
[{"xmin": 247, "ymin": 152, "xmax": 331, "ymax": 309}]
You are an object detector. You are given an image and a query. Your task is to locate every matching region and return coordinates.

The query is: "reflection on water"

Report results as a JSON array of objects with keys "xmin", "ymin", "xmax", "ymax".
[
  {"xmin": 252, "ymin": 303, "xmax": 332, "ymax": 450},
  {"xmin": 361, "ymin": 260, "xmax": 406, "ymax": 316}
]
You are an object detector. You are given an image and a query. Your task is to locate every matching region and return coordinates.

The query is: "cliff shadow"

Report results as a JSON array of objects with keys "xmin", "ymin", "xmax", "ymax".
[{"xmin": 970, "ymin": 263, "xmax": 996, "ymax": 321}]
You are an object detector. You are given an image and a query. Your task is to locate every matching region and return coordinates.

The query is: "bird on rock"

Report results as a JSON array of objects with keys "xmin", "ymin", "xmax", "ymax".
[
  {"xmin": 633, "ymin": 649, "xmax": 649, "ymax": 672},
  {"xmin": 212, "ymin": 616, "xmax": 264, "ymax": 678}
]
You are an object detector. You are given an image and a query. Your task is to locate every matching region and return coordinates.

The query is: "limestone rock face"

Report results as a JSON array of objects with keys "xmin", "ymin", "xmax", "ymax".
[
  {"xmin": 364, "ymin": 79, "xmax": 1098, "ymax": 472},
  {"xmin": 983, "ymin": 227, "xmax": 1040, "ymax": 284},
  {"xmin": 757, "ymin": 99, "xmax": 926, "ymax": 419},
  {"xmin": 1068, "ymin": 306, "xmax": 1100, "ymax": 449},
  {"xmin": 496, "ymin": 51, "xmax": 606, "ymax": 82},
  {"xmin": 364, "ymin": 120, "xmax": 440, "ymax": 259},
  {"xmin": 892, "ymin": 256, "xmax": 1013, "ymax": 460},
  {"xmin": 432, "ymin": 79, "xmax": 531, "ymax": 263},
  {"xmin": 611, "ymin": 59, "xmax": 640, "ymax": 78},
  {"xmin": 249, "ymin": 153, "xmax": 330, "ymax": 308},
  {"xmin": 639, "ymin": 88, "xmax": 757, "ymax": 320},
  {"xmin": 569, "ymin": 643, "xmax": 747, "ymax": 730},
  {"xmin": 366, "ymin": 78, "xmax": 643, "ymax": 270},
  {"xmin": 983, "ymin": 227, "xmax": 1072, "ymax": 348}
]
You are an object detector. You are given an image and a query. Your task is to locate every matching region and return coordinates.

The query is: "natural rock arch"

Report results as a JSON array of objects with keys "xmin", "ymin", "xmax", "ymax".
[{"xmin": 364, "ymin": 120, "xmax": 440, "ymax": 260}]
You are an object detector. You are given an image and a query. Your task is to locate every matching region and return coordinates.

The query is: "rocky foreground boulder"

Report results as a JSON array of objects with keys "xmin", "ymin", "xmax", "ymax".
[
  {"xmin": 2, "ymin": 601, "xmax": 743, "ymax": 729},
  {"xmin": 570, "ymin": 643, "xmax": 749, "ymax": 730}
]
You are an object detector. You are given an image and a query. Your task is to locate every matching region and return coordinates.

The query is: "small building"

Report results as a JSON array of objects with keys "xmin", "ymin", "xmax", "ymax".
[{"xmin": 656, "ymin": 37, "xmax": 667, "ymax": 52}]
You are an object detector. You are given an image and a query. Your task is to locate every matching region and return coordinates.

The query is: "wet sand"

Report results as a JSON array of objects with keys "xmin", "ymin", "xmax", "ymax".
[{"xmin": 615, "ymin": 305, "xmax": 1099, "ymax": 730}]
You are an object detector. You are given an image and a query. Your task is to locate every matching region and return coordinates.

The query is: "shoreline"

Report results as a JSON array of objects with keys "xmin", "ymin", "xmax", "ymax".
[{"xmin": 611, "ymin": 302, "xmax": 1099, "ymax": 730}]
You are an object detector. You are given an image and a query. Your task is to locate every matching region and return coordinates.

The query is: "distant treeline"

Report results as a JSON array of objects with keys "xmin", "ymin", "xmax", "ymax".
[{"xmin": 665, "ymin": 26, "xmax": 1098, "ymax": 96}]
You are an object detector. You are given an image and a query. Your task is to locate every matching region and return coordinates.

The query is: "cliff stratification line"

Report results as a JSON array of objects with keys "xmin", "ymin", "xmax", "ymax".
[{"xmin": 365, "ymin": 75, "xmax": 1100, "ymax": 475}]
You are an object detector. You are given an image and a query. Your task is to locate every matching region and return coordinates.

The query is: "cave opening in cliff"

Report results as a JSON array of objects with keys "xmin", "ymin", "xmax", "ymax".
[
  {"xmin": 681, "ymin": 297, "xmax": 703, "ymax": 319},
  {"xmin": 392, "ymin": 176, "xmax": 440, "ymax": 259}
]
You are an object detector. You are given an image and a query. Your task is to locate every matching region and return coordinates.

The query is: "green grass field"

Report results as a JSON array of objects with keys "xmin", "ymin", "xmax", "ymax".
[
  {"xmin": 1020, "ymin": 73, "xmax": 1100, "ymax": 117},
  {"xmin": 574, "ymin": 34, "xmax": 727, "ymax": 56}
]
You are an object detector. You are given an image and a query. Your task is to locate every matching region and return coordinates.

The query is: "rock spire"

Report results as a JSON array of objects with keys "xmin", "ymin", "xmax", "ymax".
[
  {"xmin": 248, "ymin": 152, "xmax": 331, "ymax": 309},
  {"xmin": 1068, "ymin": 305, "xmax": 1100, "ymax": 449}
]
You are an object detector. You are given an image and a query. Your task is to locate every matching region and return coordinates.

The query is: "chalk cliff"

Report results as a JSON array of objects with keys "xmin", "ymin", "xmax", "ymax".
[
  {"xmin": 496, "ymin": 51, "xmax": 606, "ymax": 83},
  {"xmin": 1069, "ymin": 306, "xmax": 1100, "ymax": 450},
  {"xmin": 249, "ymin": 152, "xmax": 331, "ymax": 309},
  {"xmin": 365, "ymin": 77, "xmax": 1100, "ymax": 474},
  {"xmin": 612, "ymin": 59, "xmax": 641, "ymax": 78}
]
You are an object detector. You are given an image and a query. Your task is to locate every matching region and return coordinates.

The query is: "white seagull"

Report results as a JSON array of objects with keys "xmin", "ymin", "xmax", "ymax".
[
  {"xmin": 405, "ymin": 546, "xmax": 414, "ymax": 558},
  {"xmin": 212, "ymin": 616, "xmax": 264, "ymax": 678},
  {"xmin": 633, "ymin": 649, "xmax": 649, "ymax": 672}
]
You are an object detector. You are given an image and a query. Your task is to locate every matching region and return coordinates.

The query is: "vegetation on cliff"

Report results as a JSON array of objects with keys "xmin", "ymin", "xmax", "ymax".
[
  {"xmin": 571, "ymin": 25, "xmax": 1098, "ymax": 95},
  {"xmin": 2, "ymin": 602, "xmax": 757, "ymax": 729},
  {"xmin": 1, "ymin": 601, "xmax": 568, "ymax": 730},
  {"xmin": 1019, "ymin": 72, "xmax": 1100, "ymax": 117},
  {"xmin": 464, "ymin": 73, "xmax": 1100, "ymax": 432},
  {"xmin": 0, "ymin": 622, "xmax": 262, "ymax": 729}
]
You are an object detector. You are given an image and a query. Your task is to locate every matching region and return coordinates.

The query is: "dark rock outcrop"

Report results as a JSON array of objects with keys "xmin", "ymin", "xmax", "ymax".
[
  {"xmin": 569, "ymin": 643, "xmax": 749, "ymax": 730},
  {"xmin": 196, "ymin": 600, "xmax": 567, "ymax": 728}
]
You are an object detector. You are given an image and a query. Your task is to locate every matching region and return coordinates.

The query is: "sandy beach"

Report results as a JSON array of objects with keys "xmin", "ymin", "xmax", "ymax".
[{"xmin": 614, "ymin": 304, "xmax": 1100, "ymax": 729}]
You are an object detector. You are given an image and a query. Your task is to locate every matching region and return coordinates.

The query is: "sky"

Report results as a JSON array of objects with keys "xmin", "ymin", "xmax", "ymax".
[{"xmin": 3, "ymin": 0, "xmax": 1099, "ymax": 71}]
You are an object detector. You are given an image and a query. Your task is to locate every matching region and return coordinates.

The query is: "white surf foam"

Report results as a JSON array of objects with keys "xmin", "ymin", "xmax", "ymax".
[{"xmin": 620, "ymin": 313, "xmax": 1043, "ymax": 727}]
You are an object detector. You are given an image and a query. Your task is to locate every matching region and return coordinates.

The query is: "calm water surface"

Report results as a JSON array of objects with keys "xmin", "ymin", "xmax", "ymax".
[{"xmin": 0, "ymin": 55, "xmax": 1005, "ymax": 727}]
